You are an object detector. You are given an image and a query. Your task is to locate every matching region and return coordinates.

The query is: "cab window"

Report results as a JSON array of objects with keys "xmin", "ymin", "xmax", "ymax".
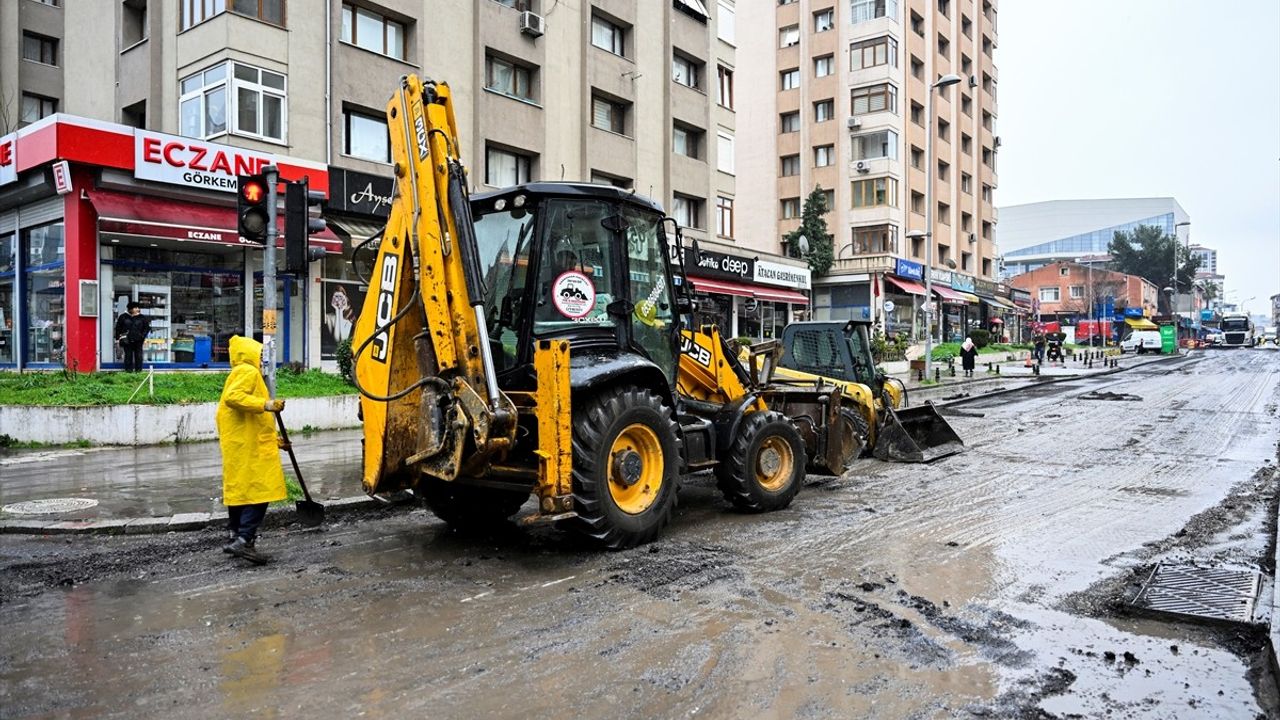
[{"xmin": 533, "ymin": 200, "xmax": 617, "ymax": 335}]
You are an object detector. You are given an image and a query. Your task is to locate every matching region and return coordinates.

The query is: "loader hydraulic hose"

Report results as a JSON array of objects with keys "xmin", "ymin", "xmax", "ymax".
[{"xmin": 349, "ymin": 284, "xmax": 447, "ymax": 403}]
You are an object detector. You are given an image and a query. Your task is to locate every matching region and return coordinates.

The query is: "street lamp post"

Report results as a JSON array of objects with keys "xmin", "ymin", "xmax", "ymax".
[
  {"xmin": 1172, "ymin": 221, "xmax": 1191, "ymax": 343},
  {"xmin": 912, "ymin": 73, "xmax": 963, "ymax": 383}
]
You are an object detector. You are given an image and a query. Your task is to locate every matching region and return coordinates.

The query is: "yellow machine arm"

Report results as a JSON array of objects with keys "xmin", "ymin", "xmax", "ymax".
[{"xmin": 352, "ymin": 75, "xmax": 517, "ymax": 494}]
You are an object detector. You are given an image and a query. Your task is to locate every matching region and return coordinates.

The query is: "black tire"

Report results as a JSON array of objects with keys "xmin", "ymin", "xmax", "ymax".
[
  {"xmin": 563, "ymin": 387, "xmax": 679, "ymax": 549},
  {"xmin": 716, "ymin": 411, "xmax": 806, "ymax": 513},
  {"xmin": 419, "ymin": 478, "xmax": 530, "ymax": 529}
]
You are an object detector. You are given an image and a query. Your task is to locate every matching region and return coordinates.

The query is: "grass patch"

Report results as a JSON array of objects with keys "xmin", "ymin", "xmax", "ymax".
[
  {"xmin": 0, "ymin": 434, "xmax": 94, "ymax": 450},
  {"xmin": 930, "ymin": 341, "xmax": 1032, "ymax": 360},
  {"xmin": 0, "ymin": 368, "xmax": 353, "ymax": 407},
  {"xmin": 270, "ymin": 476, "xmax": 306, "ymax": 507}
]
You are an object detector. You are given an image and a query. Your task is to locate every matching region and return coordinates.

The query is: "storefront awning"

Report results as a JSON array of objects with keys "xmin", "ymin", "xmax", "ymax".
[
  {"xmin": 954, "ymin": 291, "xmax": 981, "ymax": 303},
  {"xmin": 932, "ymin": 286, "xmax": 971, "ymax": 304},
  {"xmin": 886, "ymin": 276, "xmax": 927, "ymax": 295},
  {"xmin": 327, "ymin": 217, "xmax": 385, "ymax": 247},
  {"xmin": 89, "ymin": 189, "xmax": 343, "ymax": 252},
  {"xmin": 689, "ymin": 276, "xmax": 809, "ymax": 304},
  {"xmin": 981, "ymin": 295, "xmax": 1018, "ymax": 311},
  {"xmin": 1125, "ymin": 318, "xmax": 1159, "ymax": 330}
]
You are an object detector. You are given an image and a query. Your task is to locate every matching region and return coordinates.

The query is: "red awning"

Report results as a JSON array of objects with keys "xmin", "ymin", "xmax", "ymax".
[
  {"xmin": 886, "ymin": 276, "xmax": 927, "ymax": 295},
  {"xmin": 89, "ymin": 189, "xmax": 342, "ymax": 252},
  {"xmin": 689, "ymin": 276, "xmax": 809, "ymax": 304},
  {"xmin": 932, "ymin": 286, "xmax": 971, "ymax": 304}
]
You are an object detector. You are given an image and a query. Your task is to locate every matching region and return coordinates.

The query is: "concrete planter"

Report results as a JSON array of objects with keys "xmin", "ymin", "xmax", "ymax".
[{"xmin": 0, "ymin": 395, "xmax": 360, "ymax": 446}]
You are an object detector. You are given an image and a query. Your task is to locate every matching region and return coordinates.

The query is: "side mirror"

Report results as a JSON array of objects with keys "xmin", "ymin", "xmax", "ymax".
[{"xmin": 499, "ymin": 294, "xmax": 515, "ymax": 327}]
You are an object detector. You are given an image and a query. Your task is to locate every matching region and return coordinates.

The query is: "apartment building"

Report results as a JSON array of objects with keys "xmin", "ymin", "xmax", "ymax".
[
  {"xmin": 0, "ymin": 0, "xmax": 798, "ymax": 371},
  {"xmin": 739, "ymin": 0, "xmax": 1003, "ymax": 342}
]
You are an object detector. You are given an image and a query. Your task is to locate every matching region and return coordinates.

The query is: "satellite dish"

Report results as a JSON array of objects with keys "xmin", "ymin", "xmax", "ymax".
[{"xmin": 797, "ymin": 233, "xmax": 810, "ymax": 256}]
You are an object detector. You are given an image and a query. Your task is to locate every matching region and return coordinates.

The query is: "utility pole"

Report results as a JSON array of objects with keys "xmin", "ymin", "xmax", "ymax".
[{"xmin": 262, "ymin": 165, "xmax": 279, "ymax": 398}]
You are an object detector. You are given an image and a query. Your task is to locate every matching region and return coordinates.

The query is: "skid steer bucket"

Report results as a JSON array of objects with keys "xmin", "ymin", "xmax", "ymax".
[{"xmin": 873, "ymin": 403, "xmax": 965, "ymax": 463}]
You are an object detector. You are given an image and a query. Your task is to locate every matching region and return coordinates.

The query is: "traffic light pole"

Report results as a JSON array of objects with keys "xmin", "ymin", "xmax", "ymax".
[{"xmin": 262, "ymin": 165, "xmax": 279, "ymax": 398}]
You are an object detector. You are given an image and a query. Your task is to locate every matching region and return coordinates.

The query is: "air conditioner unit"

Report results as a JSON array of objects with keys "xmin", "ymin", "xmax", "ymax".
[
  {"xmin": 968, "ymin": 232, "xmax": 976, "ymax": 244},
  {"xmin": 519, "ymin": 11, "xmax": 545, "ymax": 37},
  {"xmin": 846, "ymin": 116, "xmax": 862, "ymax": 129},
  {"xmin": 855, "ymin": 161, "xmax": 870, "ymax": 173},
  {"xmin": 968, "ymin": 74, "xmax": 978, "ymax": 88},
  {"xmin": 993, "ymin": 135, "xmax": 1002, "ymax": 149}
]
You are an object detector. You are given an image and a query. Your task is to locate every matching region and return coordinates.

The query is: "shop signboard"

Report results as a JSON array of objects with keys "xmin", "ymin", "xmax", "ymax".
[
  {"xmin": 930, "ymin": 268, "xmax": 952, "ymax": 286},
  {"xmin": 320, "ymin": 280, "xmax": 368, "ymax": 359},
  {"xmin": 0, "ymin": 132, "xmax": 15, "ymax": 186},
  {"xmin": 894, "ymin": 258, "xmax": 923, "ymax": 281},
  {"xmin": 1124, "ymin": 307, "xmax": 1145, "ymax": 318},
  {"xmin": 134, "ymin": 130, "xmax": 275, "ymax": 192},
  {"xmin": 974, "ymin": 278, "xmax": 998, "ymax": 296},
  {"xmin": 753, "ymin": 259, "xmax": 810, "ymax": 290},
  {"xmin": 951, "ymin": 274, "xmax": 975, "ymax": 292},
  {"xmin": 1200, "ymin": 309, "xmax": 1213, "ymax": 322},
  {"xmin": 687, "ymin": 249, "xmax": 754, "ymax": 283},
  {"xmin": 1010, "ymin": 288, "xmax": 1032, "ymax": 305},
  {"xmin": 327, "ymin": 167, "xmax": 394, "ymax": 218}
]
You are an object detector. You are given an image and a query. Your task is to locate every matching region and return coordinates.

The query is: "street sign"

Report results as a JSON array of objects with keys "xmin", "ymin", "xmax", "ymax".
[
  {"xmin": 921, "ymin": 301, "xmax": 935, "ymax": 313},
  {"xmin": 883, "ymin": 300, "xmax": 895, "ymax": 313}
]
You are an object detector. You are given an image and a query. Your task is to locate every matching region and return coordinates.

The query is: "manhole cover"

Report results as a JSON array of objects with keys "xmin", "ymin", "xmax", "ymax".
[
  {"xmin": 1132, "ymin": 563, "xmax": 1260, "ymax": 623},
  {"xmin": 2, "ymin": 498, "xmax": 100, "ymax": 515}
]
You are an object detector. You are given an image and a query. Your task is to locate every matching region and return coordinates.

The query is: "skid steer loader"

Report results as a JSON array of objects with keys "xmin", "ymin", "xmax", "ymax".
[
  {"xmin": 774, "ymin": 321, "xmax": 965, "ymax": 463},
  {"xmin": 351, "ymin": 75, "xmax": 858, "ymax": 548}
]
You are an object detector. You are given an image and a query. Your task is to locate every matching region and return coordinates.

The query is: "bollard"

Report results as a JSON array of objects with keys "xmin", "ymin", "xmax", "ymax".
[
  {"xmin": 918, "ymin": 367, "xmax": 924, "ymax": 382},
  {"xmin": 1088, "ymin": 357, "xmax": 1093, "ymax": 369},
  {"xmin": 1033, "ymin": 363, "xmax": 1040, "ymax": 376},
  {"xmin": 996, "ymin": 364, "xmax": 1001, "ymax": 375},
  {"xmin": 950, "ymin": 364, "xmax": 956, "ymax": 377},
  {"xmin": 935, "ymin": 367, "xmax": 941, "ymax": 382}
]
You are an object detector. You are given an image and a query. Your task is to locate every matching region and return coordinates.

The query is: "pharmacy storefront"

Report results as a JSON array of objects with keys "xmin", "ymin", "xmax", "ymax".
[
  {"xmin": 0, "ymin": 115, "xmax": 339, "ymax": 371},
  {"xmin": 683, "ymin": 242, "xmax": 810, "ymax": 340}
]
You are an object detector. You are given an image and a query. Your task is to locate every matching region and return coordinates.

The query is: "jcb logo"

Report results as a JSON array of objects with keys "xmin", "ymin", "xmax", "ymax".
[
  {"xmin": 680, "ymin": 335, "xmax": 712, "ymax": 369},
  {"xmin": 371, "ymin": 254, "xmax": 400, "ymax": 363}
]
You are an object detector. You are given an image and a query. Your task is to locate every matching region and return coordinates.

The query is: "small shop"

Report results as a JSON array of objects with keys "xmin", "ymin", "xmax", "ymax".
[
  {"xmin": 972, "ymin": 277, "xmax": 1019, "ymax": 339},
  {"xmin": 684, "ymin": 242, "xmax": 810, "ymax": 340},
  {"xmin": 0, "ymin": 116, "xmax": 339, "ymax": 371},
  {"xmin": 881, "ymin": 258, "xmax": 926, "ymax": 341},
  {"xmin": 317, "ymin": 166, "xmax": 392, "ymax": 366}
]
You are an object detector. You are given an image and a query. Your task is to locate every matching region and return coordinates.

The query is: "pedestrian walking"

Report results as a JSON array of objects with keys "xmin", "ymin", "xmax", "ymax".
[
  {"xmin": 960, "ymin": 336, "xmax": 978, "ymax": 377},
  {"xmin": 1033, "ymin": 334, "xmax": 1046, "ymax": 364},
  {"xmin": 113, "ymin": 301, "xmax": 151, "ymax": 372},
  {"xmin": 217, "ymin": 335, "xmax": 287, "ymax": 565}
]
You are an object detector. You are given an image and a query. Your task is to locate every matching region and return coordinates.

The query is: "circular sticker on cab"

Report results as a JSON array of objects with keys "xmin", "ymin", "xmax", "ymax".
[{"xmin": 552, "ymin": 271, "xmax": 596, "ymax": 319}]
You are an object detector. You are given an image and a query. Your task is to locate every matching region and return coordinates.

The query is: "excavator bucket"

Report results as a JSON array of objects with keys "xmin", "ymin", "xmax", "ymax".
[{"xmin": 873, "ymin": 403, "xmax": 964, "ymax": 463}]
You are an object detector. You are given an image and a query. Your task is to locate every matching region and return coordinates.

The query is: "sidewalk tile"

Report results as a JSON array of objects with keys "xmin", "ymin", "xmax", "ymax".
[
  {"xmin": 0, "ymin": 519, "xmax": 56, "ymax": 534},
  {"xmin": 168, "ymin": 512, "xmax": 212, "ymax": 531},
  {"xmin": 125, "ymin": 517, "xmax": 174, "ymax": 534}
]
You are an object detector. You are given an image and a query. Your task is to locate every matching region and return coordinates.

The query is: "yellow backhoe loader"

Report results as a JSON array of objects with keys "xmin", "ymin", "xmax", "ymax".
[{"xmin": 351, "ymin": 75, "xmax": 859, "ymax": 548}]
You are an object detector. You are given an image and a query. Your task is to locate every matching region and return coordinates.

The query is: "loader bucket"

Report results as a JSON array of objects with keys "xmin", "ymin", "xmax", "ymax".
[{"xmin": 873, "ymin": 403, "xmax": 965, "ymax": 463}]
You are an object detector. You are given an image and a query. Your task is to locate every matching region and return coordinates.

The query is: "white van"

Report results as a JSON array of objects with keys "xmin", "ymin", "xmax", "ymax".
[{"xmin": 1120, "ymin": 330, "xmax": 1163, "ymax": 354}]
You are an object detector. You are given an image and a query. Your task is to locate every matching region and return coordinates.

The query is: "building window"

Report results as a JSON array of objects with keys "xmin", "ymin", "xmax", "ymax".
[
  {"xmin": 814, "ymin": 55, "xmax": 834, "ymax": 77},
  {"xmin": 181, "ymin": 0, "xmax": 226, "ymax": 30},
  {"xmin": 961, "ymin": 211, "xmax": 972, "ymax": 232},
  {"xmin": 938, "ymin": 118, "xmax": 950, "ymax": 142},
  {"xmin": 591, "ymin": 94, "xmax": 628, "ymax": 134},
  {"xmin": 814, "ymin": 8, "xmax": 834, "ymax": 32},
  {"xmin": 780, "ymin": 111, "xmax": 800, "ymax": 133},
  {"xmin": 780, "ymin": 154, "xmax": 800, "ymax": 177},
  {"xmin": 982, "ymin": 220, "xmax": 992, "ymax": 239},
  {"xmin": 851, "ymin": 177, "xmax": 897, "ymax": 208},
  {"xmin": 982, "ymin": 110, "xmax": 993, "ymax": 130},
  {"xmin": 851, "ymin": 129, "xmax": 898, "ymax": 160},
  {"xmin": 485, "ymin": 146, "xmax": 531, "ymax": 186},
  {"xmin": 591, "ymin": 171, "xmax": 631, "ymax": 189},
  {"xmin": 20, "ymin": 93, "xmax": 57, "ymax": 125},
  {"xmin": 850, "ymin": 83, "xmax": 896, "ymax": 115},
  {"xmin": 937, "ymin": 160, "xmax": 949, "ymax": 182},
  {"xmin": 814, "ymin": 145, "xmax": 835, "ymax": 167},
  {"xmin": 938, "ymin": 0, "xmax": 949, "ymax": 17},
  {"xmin": 982, "ymin": 146, "xmax": 993, "ymax": 167},
  {"xmin": 780, "ymin": 68, "xmax": 800, "ymax": 90},
  {"xmin": 717, "ymin": 65, "xmax": 734, "ymax": 108},
  {"xmin": 591, "ymin": 14, "xmax": 626, "ymax": 56},
  {"xmin": 937, "ymin": 201, "xmax": 950, "ymax": 224},
  {"xmin": 779, "ymin": 24, "xmax": 800, "ymax": 47},
  {"xmin": 781, "ymin": 197, "xmax": 801, "ymax": 219},
  {"xmin": 814, "ymin": 99, "xmax": 834, "ymax": 122},
  {"xmin": 910, "ymin": 145, "xmax": 922, "ymax": 168},
  {"xmin": 340, "ymin": 4, "xmax": 405, "ymax": 59},
  {"xmin": 962, "ymin": 54, "xmax": 973, "ymax": 74},
  {"xmin": 851, "ymin": 0, "xmax": 898, "ymax": 24},
  {"xmin": 672, "ymin": 194, "xmax": 704, "ymax": 229},
  {"xmin": 717, "ymin": 0, "xmax": 735, "ymax": 44},
  {"xmin": 960, "ymin": 172, "xmax": 972, "ymax": 193},
  {"xmin": 122, "ymin": 0, "xmax": 148, "ymax": 46},
  {"xmin": 910, "ymin": 191, "xmax": 924, "ymax": 214},
  {"xmin": 1069, "ymin": 285, "xmax": 1084, "ymax": 299},
  {"xmin": 851, "ymin": 36, "xmax": 897, "ymax": 70},
  {"xmin": 717, "ymin": 131, "xmax": 734, "ymax": 174},
  {"xmin": 178, "ymin": 64, "xmax": 229, "ymax": 139},
  {"xmin": 230, "ymin": 0, "xmax": 284, "ymax": 25},
  {"xmin": 22, "ymin": 32, "xmax": 58, "ymax": 66},
  {"xmin": 910, "ymin": 101, "xmax": 923, "ymax": 125},
  {"xmin": 716, "ymin": 196, "xmax": 734, "ymax": 238},
  {"xmin": 1040, "ymin": 287, "xmax": 1060, "ymax": 303},
  {"xmin": 961, "ymin": 133, "xmax": 972, "ymax": 154},
  {"xmin": 850, "ymin": 224, "xmax": 898, "ymax": 255},
  {"xmin": 961, "ymin": 94, "xmax": 972, "ymax": 116},
  {"xmin": 822, "ymin": 189, "xmax": 835, "ymax": 208},
  {"xmin": 982, "ymin": 184, "xmax": 993, "ymax": 202},
  {"xmin": 938, "ymin": 35, "xmax": 950, "ymax": 56},
  {"xmin": 962, "ymin": 13, "xmax": 972, "ymax": 36},
  {"xmin": 343, "ymin": 108, "xmax": 390, "ymax": 163},
  {"xmin": 674, "ymin": 123, "xmax": 703, "ymax": 158},
  {"xmin": 672, "ymin": 53, "xmax": 702, "ymax": 90},
  {"xmin": 231, "ymin": 63, "xmax": 286, "ymax": 142},
  {"xmin": 486, "ymin": 54, "xmax": 535, "ymax": 101},
  {"xmin": 910, "ymin": 56, "xmax": 923, "ymax": 79}
]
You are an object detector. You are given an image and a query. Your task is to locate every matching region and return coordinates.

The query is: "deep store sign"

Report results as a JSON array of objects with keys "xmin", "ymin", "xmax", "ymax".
[{"xmin": 134, "ymin": 130, "xmax": 274, "ymax": 192}]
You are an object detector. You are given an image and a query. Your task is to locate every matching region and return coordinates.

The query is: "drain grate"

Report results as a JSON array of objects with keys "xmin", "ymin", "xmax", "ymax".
[
  {"xmin": 1131, "ymin": 563, "xmax": 1260, "ymax": 623},
  {"xmin": 2, "ymin": 498, "xmax": 100, "ymax": 515}
]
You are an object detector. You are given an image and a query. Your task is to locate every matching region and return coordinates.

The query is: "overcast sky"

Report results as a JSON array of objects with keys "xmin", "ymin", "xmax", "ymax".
[{"xmin": 997, "ymin": 0, "xmax": 1280, "ymax": 315}]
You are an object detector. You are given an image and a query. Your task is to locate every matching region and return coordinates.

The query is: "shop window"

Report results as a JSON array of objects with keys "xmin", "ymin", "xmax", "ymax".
[
  {"xmin": 340, "ymin": 3, "xmax": 406, "ymax": 60},
  {"xmin": 0, "ymin": 233, "xmax": 14, "ymax": 364},
  {"xmin": 343, "ymin": 107, "xmax": 391, "ymax": 163},
  {"xmin": 24, "ymin": 223, "xmax": 66, "ymax": 365}
]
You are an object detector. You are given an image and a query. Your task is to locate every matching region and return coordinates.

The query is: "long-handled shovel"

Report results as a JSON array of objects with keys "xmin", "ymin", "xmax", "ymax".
[{"xmin": 274, "ymin": 413, "xmax": 325, "ymax": 527}]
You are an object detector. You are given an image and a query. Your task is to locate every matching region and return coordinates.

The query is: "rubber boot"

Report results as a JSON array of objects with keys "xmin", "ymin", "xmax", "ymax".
[{"xmin": 225, "ymin": 537, "xmax": 268, "ymax": 565}]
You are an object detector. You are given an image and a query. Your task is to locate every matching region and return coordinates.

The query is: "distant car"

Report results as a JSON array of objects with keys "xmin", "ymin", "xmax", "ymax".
[
  {"xmin": 1206, "ymin": 332, "xmax": 1223, "ymax": 347},
  {"xmin": 1263, "ymin": 327, "xmax": 1278, "ymax": 346},
  {"xmin": 1120, "ymin": 330, "xmax": 1163, "ymax": 354}
]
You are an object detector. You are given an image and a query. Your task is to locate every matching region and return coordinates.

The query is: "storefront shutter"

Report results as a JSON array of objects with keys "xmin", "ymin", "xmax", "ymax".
[
  {"xmin": 0, "ymin": 210, "xmax": 15, "ymax": 235},
  {"xmin": 18, "ymin": 197, "xmax": 64, "ymax": 228}
]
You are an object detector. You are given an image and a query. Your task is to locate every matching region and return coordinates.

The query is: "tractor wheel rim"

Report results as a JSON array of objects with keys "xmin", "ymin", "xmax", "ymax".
[
  {"xmin": 755, "ymin": 436, "xmax": 794, "ymax": 492},
  {"xmin": 608, "ymin": 423, "xmax": 664, "ymax": 515}
]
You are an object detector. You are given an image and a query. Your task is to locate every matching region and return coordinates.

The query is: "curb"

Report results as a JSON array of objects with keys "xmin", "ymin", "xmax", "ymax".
[{"xmin": 0, "ymin": 495, "xmax": 384, "ymax": 536}]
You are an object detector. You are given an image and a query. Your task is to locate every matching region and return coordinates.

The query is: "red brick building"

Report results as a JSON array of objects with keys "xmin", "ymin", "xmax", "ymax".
[{"xmin": 1009, "ymin": 262, "xmax": 1158, "ymax": 321}]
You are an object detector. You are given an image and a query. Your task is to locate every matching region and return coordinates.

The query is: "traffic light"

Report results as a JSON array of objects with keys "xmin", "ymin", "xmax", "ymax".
[
  {"xmin": 237, "ymin": 173, "xmax": 270, "ymax": 244},
  {"xmin": 284, "ymin": 178, "xmax": 328, "ymax": 274}
]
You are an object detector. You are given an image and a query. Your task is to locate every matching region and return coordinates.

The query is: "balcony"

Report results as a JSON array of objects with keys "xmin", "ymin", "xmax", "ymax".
[{"xmin": 826, "ymin": 253, "xmax": 898, "ymax": 277}]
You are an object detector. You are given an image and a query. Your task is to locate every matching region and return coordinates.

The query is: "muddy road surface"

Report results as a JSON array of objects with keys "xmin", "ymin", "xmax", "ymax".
[{"xmin": 3, "ymin": 350, "xmax": 1279, "ymax": 719}]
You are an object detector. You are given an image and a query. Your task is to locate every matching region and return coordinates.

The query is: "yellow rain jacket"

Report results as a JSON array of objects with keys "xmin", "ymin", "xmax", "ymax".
[{"xmin": 217, "ymin": 336, "xmax": 286, "ymax": 506}]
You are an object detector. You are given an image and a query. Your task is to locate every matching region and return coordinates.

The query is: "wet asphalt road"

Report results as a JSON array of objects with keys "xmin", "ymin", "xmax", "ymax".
[{"xmin": 2, "ymin": 349, "xmax": 1279, "ymax": 719}]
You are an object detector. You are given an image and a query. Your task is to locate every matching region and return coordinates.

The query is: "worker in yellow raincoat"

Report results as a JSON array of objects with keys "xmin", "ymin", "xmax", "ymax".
[{"xmin": 217, "ymin": 335, "xmax": 286, "ymax": 564}]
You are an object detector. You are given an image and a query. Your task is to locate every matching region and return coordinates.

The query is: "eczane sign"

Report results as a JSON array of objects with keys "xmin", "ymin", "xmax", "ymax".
[
  {"xmin": 134, "ymin": 130, "xmax": 274, "ymax": 192},
  {"xmin": 0, "ymin": 133, "xmax": 16, "ymax": 186}
]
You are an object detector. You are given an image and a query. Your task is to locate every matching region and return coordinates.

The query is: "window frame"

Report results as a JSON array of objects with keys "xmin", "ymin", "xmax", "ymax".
[
  {"xmin": 850, "ymin": 177, "xmax": 898, "ymax": 208},
  {"xmin": 850, "ymin": 36, "xmax": 897, "ymax": 71},
  {"xmin": 814, "ymin": 54, "xmax": 835, "ymax": 77},
  {"xmin": 814, "ymin": 99, "xmax": 835, "ymax": 123},
  {"xmin": 780, "ymin": 197, "xmax": 801, "ymax": 219},
  {"xmin": 780, "ymin": 111, "xmax": 800, "ymax": 133},
  {"xmin": 485, "ymin": 53, "xmax": 535, "ymax": 102},
  {"xmin": 21, "ymin": 32, "xmax": 59, "ymax": 66},
  {"xmin": 672, "ymin": 53, "xmax": 702, "ymax": 90},
  {"xmin": 178, "ymin": 63, "xmax": 230, "ymax": 140},
  {"xmin": 717, "ymin": 131, "xmax": 735, "ymax": 174},
  {"xmin": 717, "ymin": 65, "xmax": 734, "ymax": 109},
  {"xmin": 230, "ymin": 62, "xmax": 288, "ymax": 143},
  {"xmin": 716, "ymin": 196, "xmax": 734, "ymax": 238},
  {"xmin": 340, "ymin": 3, "xmax": 406, "ymax": 60},
  {"xmin": 850, "ymin": 83, "xmax": 897, "ymax": 115},
  {"xmin": 717, "ymin": 0, "xmax": 735, "ymax": 45},
  {"xmin": 813, "ymin": 8, "xmax": 834, "ymax": 32},
  {"xmin": 591, "ymin": 94, "xmax": 628, "ymax": 135},
  {"xmin": 850, "ymin": 129, "xmax": 899, "ymax": 161},
  {"xmin": 780, "ymin": 154, "xmax": 800, "ymax": 177},
  {"xmin": 779, "ymin": 24, "xmax": 800, "ymax": 48},
  {"xmin": 814, "ymin": 144, "xmax": 835, "ymax": 167},
  {"xmin": 673, "ymin": 123, "xmax": 703, "ymax": 159},
  {"xmin": 20, "ymin": 93, "xmax": 57, "ymax": 125},
  {"xmin": 591, "ymin": 14, "xmax": 626, "ymax": 56},
  {"xmin": 850, "ymin": 0, "xmax": 898, "ymax": 25},
  {"xmin": 1039, "ymin": 287, "xmax": 1060, "ymax": 303},
  {"xmin": 850, "ymin": 224, "xmax": 899, "ymax": 255},
  {"xmin": 780, "ymin": 68, "xmax": 801, "ymax": 90},
  {"xmin": 672, "ymin": 193, "xmax": 704, "ymax": 230},
  {"xmin": 485, "ymin": 145, "xmax": 532, "ymax": 187},
  {"xmin": 342, "ymin": 107, "xmax": 391, "ymax": 164}
]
